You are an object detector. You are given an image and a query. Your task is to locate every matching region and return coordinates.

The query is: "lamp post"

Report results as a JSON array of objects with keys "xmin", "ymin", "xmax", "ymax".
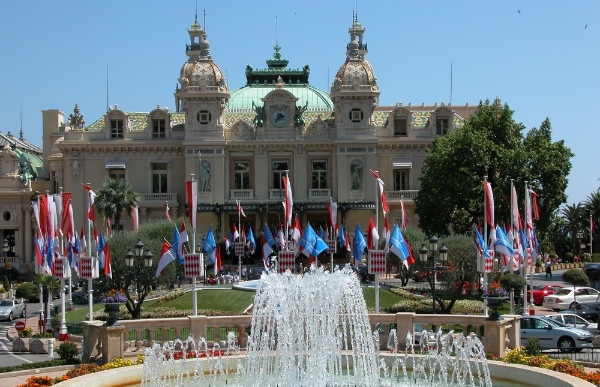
[
  {"xmin": 418, "ymin": 236, "xmax": 448, "ymax": 314},
  {"xmin": 124, "ymin": 239, "xmax": 153, "ymax": 302},
  {"xmin": 3, "ymin": 239, "xmax": 11, "ymax": 294},
  {"xmin": 577, "ymin": 230, "xmax": 585, "ymax": 261}
]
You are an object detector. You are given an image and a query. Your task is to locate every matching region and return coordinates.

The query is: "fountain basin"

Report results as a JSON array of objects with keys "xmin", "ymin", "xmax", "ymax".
[{"xmin": 54, "ymin": 355, "xmax": 596, "ymax": 387}]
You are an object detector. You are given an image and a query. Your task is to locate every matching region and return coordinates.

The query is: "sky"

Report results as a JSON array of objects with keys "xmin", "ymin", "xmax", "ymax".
[{"xmin": 1, "ymin": 1, "xmax": 598, "ymax": 206}]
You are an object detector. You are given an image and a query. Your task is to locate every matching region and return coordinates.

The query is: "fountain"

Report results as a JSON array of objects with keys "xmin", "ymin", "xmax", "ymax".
[{"xmin": 140, "ymin": 266, "xmax": 499, "ymax": 386}]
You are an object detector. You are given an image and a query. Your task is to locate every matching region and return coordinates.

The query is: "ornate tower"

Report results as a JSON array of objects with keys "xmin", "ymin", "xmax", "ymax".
[
  {"xmin": 330, "ymin": 16, "xmax": 380, "ymax": 139},
  {"xmin": 174, "ymin": 15, "xmax": 230, "ymax": 140}
]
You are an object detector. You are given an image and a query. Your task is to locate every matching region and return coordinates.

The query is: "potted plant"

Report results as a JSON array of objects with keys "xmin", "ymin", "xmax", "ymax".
[
  {"xmin": 482, "ymin": 282, "xmax": 508, "ymax": 321},
  {"xmin": 100, "ymin": 289, "xmax": 127, "ymax": 326}
]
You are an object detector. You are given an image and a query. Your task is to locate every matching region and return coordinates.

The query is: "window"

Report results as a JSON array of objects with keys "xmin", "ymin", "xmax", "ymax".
[
  {"xmin": 152, "ymin": 119, "xmax": 166, "ymax": 138},
  {"xmin": 234, "ymin": 161, "xmax": 250, "ymax": 189},
  {"xmin": 197, "ymin": 110, "xmax": 211, "ymax": 125},
  {"xmin": 394, "ymin": 117, "xmax": 407, "ymax": 136},
  {"xmin": 151, "ymin": 162, "xmax": 168, "ymax": 193},
  {"xmin": 349, "ymin": 108, "xmax": 363, "ymax": 123},
  {"xmin": 111, "ymin": 120, "xmax": 124, "ymax": 138},
  {"xmin": 272, "ymin": 161, "xmax": 289, "ymax": 189},
  {"xmin": 311, "ymin": 161, "xmax": 327, "ymax": 189},
  {"xmin": 394, "ymin": 169, "xmax": 410, "ymax": 191},
  {"xmin": 436, "ymin": 117, "xmax": 449, "ymax": 135},
  {"xmin": 109, "ymin": 170, "xmax": 125, "ymax": 180}
]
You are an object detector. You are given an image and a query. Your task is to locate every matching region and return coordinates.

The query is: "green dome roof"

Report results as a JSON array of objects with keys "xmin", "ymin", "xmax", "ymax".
[{"xmin": 228, "ymin": 84, "xmax": 333, "ymax": 111}]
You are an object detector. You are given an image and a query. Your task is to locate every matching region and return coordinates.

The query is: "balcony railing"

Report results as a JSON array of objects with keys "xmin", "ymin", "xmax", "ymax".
[
  {"xmin": 386, "ymin": 190, "xmax": 419, "ymax": 201},
  {"xmin": 308, "ymin": 189, "xmax": 331, "ymax": 199},
  {"xmin": 269, "ymin": 189, "xmax": 285, "ymax": 200},
  {"xmin": 230, "ymin": 190, "xmax": 254, "ymax": 199},
  {"xmin": 137, "ymin": 193, "xmax": 178, "ymax": 207}
]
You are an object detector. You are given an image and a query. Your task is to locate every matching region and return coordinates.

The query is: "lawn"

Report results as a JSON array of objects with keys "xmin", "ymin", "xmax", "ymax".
[{"xmin": 64, "ymin": 286, "xmax": 403, "ymax": 324}]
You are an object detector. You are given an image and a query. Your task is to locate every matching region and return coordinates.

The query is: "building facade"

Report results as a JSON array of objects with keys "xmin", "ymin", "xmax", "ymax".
[{"xmin": 2, "ymin": 15, "xmax": 479, "ymax": 278}]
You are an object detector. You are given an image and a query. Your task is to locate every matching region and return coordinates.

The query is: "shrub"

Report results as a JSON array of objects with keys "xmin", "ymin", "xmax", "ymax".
[
  {"xmin": 15, "ymin": 282, "xmax": 39, "ymax": 301},
  {"xmin": 499, "ymin": 274, "xmax": 526, "ymax": 293},
  {"xmin": 523, "ymin": 337, "xmax": 541, "ymax": 356},
  {"xmin": 56, "ymin": 340, "xmax": 78, "ymax": 360},
  {"xmin": 0, "ymin": 286, "xmax": 5, "ymax": 293},
  {"xmin": 562, "ymin": 268, "xmax": 590, "ymax": 287},
  {"xmin": 2, "ymin": 276, "xmax": 9, "ymax": 291},
  {"xmin": 565, "ymin": 252, "xmax": 574, "ymax": 262},
  {"xmin": 65, "ymin": 363, "xmax": 102, "ymax": 378}
]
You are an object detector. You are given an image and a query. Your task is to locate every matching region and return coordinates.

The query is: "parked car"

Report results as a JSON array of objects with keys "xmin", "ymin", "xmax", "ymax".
[
  {"xmin": 71, "ymin": 292, "xmax": 89, "ymax": 305},
  {"xmin": 520, "ymin": 315, "xmax": 593, "ymax": 352},
  {"xmin": 559, "ymin": 302, "xmax": 600, "ymax": 323},
  {"xmin": 0, "ymin": 298, "xmax": 26, "ymax": 321},
  {"xmin": 410, "ymin": 266, "xmax": 450, "ymax": 282},
  {"xmin": 527, "ymin": 284, "xmax": 563, "ymax": 306},
  {"xmin": 542, "ymin": 287, "xmax": 600, "ymax": 311},
  {"xmin": 547, "ymin": 313, "xmax": 598, "ymax": 334}
]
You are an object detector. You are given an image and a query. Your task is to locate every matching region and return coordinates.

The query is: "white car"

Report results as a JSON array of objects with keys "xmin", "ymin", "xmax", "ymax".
[
  {"xmin": 547, "ymin": 313, "xmax": 598, "ymax": 334},
  {"xmin": 543, "ymin": 287, "xmax": 600, "ymax": 311}
]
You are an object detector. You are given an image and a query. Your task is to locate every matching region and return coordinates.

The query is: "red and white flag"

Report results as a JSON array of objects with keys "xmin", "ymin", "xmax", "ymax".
[
  {"xmin": 383, "ymin": 217, "xmax": 390, "ymax": 253},
  {"xmin": 400, "ymin": 199, "xmax": 407, "ymax": 230},
  {"xmin": 511, "ymin": 185, "xmax": 521, "ymax": 231},
  {"xmin": 291, "ymin": 216, "xmax": 302, "ymax": 243},
  {"xmin": 186, "ymin": 180, "xmax": 198, "ymax": 231},
  {"xmin": 82, "ymin": 183, "xmax": 96, "ymax": 223},
  {"xmin": 232, "ymin": 224, "xmax": 240, "ymax": 242},
  {"xmin": 178, "ymin": 221, "xmax": 188, "ymax": 257},
  {"xmin": 283, "ymin": 173, "xmax": 293, "ymax": 228},
  {"xmin": 367, "ymin": 217, "xmax": 379, "ymax": 249},
  {"xmin": 164, "ymin": 201, "xmax": 172, "ymax": 221},
  {"xmin": 131, "ymin": 205, "xmax": 139, "ymax": 231},
  {"xmin": 261, "ymin": 234, "xmax": 273, "ymax": 269},
  {"xmin": 236, "ymin": 200, "xmax": 246, "ymax": 217},
  {"xmin": 327, "ymin": 200, "xmax": 338, "ymax": 234},
  {"xmin": 483, "ymin": 181, "xmax": 495, "ymax": 228},
  {"xmin": 60, "ymin": 193, "xmax": 74, "ymax": 241},
  {"xmin": 530, "ymin": 189, "xmax": 540, "ymax": 220},
  {"xmin": 370, "ymin": 169, "xmax": 389, "ymax": 216}
]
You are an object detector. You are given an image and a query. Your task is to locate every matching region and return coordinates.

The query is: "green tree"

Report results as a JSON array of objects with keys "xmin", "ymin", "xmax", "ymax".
[
  {"xmin": 414, "ymin": 234, "xmax": 477, "ymax": 314},
  {"xmin": 415, "ymin": 99, "xmax": 572, "ymax": 237},
  {"xmin": 560, "ymin": 203, "xmax": 586, "ymax": 259},
  {"xmin": 562, "ymin": 269, "xmax": 590, "ymax": 308},
  {"xmin": 102, "ymin": 219, "xmax": 179, "ymax": 319},
  {"xmin": 94, "ymin": 178, "xmax": 138, "ymax": 231},
  {"xmin": 585, "ymin": 190, "xmax": 600, "ymax": 253}
]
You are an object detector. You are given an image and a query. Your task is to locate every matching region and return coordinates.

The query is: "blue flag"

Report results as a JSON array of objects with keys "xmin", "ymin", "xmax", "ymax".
[
  {"xmin": 473, "ymin": 225, "xmax": 491, "ymax": 258},
  {"xmin": 203, "ymin": 227, "xmax": 217, "ymax": 264},
  {"xmin": 494, "ymin": 225, "xmax": 515, "ymax": 257},
  {"xmin": 263, "ymin": 223, "xmax": 276, "ymax": 248},
  {"xmin": 247, "ymin": 227, "xmax": 256, "ymax": 252},
  {"xmin": 338, "ymin": 226, "xmax": 346, "ymax": 249},
  {"xmin": 172, "ymin": 226, "xmax": 184, "ymax": 264},
  {"xmin": 389, "ymin": 224, "xmax": 410, "ymax": 262},
  {"xmin": 353, "ymin": 224, "xmax": 367, "ymax": 261},
  {"xmin": 299, "ymin": 224, "xmax": 328, "ymax": 262}
]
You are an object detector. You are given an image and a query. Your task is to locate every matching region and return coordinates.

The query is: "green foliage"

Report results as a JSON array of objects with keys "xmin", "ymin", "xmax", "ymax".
[
  {"xmin": 0, "ymin": 358, "xmax": 78, "ymax": 373},
  {"xmin": 2, "ymin": 275, "xmax": 8, "ymax": 291},
  {"xmin": 94, "ymin": 177, "xmax": 138, "ymax": 230},
  {"xmin": 415, "ymin": 99, "xmax": 572, "ymax": 239},
  {"xmin": 499, "ymin": 273, "xmax": 527, "ymax": 292},
  {"xmin": 15, "ymin": 281, "xmax": 39, "ymax": 301},
  {"xmin": 56, "ymin": 340, "xmax": 79, "ymax": 360},
  {"xmin": 524, "ymin": 337, "xmax": 541, "ymax": 356},
  {"xmin": 565, "ymin": 252, "xmax": 574, "ymax": 262},
  {"xmin": 562, "ymin": 268, "xmax": 589, "ymax": 287},
  {"xmin": 535, "ymin": 258, "xmax": 543, "ymax": 268}
]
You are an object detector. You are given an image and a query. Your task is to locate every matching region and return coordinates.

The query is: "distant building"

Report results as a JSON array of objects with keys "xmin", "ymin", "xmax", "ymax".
[{"xmin": 6, "ymin": 15, "xmax": 478, "ymax": 278}]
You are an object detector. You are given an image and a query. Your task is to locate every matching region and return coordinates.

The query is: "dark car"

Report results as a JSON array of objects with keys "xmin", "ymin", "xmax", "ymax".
[
  {"xmin": 71, "ymin": 292, "xmax": 89, "ymax": 305},
  {"xmin": 411, "ymin": 266, "xmax": 450, "ymax": 282},
  {"xmin": 561, "ymin": 302, "xmax": 600, "ymax": 323}
]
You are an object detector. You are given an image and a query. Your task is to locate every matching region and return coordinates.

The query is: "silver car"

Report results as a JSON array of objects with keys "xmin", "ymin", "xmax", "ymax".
[
  {"xmin": 547, "ymin": 313, "xmax": 598, "ymax": 334},
  {"xmin": 521, "ymin": 316, "xmax": 593, "ymax": 352},
  {"xmin": 0, "ymin": 298, "xmax": 26, "ymax": 321}
]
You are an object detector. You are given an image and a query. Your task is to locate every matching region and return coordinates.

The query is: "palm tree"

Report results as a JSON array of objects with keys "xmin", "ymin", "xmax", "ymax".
[
  {"xmin": 560, "ymin": 203, "xmax": 585, "ymax": 258},
  {"xmin": 95, "ymin": 178, "xmax": 138, "ymax": 232},
  {"xmin": 585, "ymin": 190, "xmax": 600, "ymax": 253}
]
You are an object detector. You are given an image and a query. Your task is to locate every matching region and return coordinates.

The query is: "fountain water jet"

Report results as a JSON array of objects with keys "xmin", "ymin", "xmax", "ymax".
[{"xmin": 141, "ymin": 266, "xmax": 495, "ymax": 386}]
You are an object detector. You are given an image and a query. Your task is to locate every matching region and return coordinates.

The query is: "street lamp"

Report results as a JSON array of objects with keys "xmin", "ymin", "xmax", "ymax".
[
  {"xmin": 124, "ymin": 239, "xmax": 153, "ymax": 298},
  {"xmin": 418, "ymin": 236, "xmax": 449, "ymax": 314},
  {"xmin": 3, "ymin": 239, "xmax": 11, "ymax": 289}
]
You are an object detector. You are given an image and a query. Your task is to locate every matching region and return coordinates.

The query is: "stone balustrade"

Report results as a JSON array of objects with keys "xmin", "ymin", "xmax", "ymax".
[{"xmin": 82, "ymin": 313, "xmax": 520, "ymax": 365}]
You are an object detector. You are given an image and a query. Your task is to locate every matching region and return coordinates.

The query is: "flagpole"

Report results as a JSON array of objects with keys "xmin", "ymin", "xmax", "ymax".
[
  {"xmin": 190, "ymin": 173, "xmax": 197, "ymax": 317},
  {"xmin": 481, "ymin": 177, "xmax": 488, "ymax": 316},
  {"xmin": 524, "ymin": 181, "xmax": 530, "ymax": 315},
  {"xmin": 373, "ymin": 171, "xmax": 380, "ymax": 314},
  {"xmin": 238, "ymin": 201, "xmax": 242, "ymax": 283},
  {"xmin": 591, "ymin": 211, "xmax": 594, "ymax": 257},
  {"xmin": 284, "ymin": 171, "xmax": 290, "ymax": 253},
  {"xmin": 527, "ymin": 183, "xmax": 534, "ymax": 314}
]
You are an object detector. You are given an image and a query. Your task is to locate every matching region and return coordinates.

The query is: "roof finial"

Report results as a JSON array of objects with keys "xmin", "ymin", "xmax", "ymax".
[
  {"xmin": 203, "ymin": 8, "xmax": 206, "ymax": 32},
  {"xmin": 275, "ymin": 15, "xmax": 278, "ymax": 46}
]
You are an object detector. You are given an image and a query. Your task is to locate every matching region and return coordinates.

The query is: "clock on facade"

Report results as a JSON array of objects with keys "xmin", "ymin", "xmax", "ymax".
[{"xmin": 270, "ymin": 107, "xmax": 289, "ymax": 127}]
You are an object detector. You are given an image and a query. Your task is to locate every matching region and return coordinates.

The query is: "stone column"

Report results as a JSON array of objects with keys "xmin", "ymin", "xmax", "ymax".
[
  {"xmin": 101, "ymin": 325, "xmax": 125, "ymax": 364},
  {"xmin": 22, "ymin": 205, "xmax": 32, "ymax": 263},
  {"xmin": 188, "ymin": 315, "xmax": 208, "ymax": 342},
  {"xmin": 395, "ymin": 312, "xmax": 416, "ymax": 350}
]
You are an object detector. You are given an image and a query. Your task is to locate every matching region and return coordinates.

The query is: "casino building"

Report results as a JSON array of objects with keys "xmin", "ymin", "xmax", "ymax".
[{"xmin": 2, "ymin": 14, "xmax": 478, "ymax": 278}]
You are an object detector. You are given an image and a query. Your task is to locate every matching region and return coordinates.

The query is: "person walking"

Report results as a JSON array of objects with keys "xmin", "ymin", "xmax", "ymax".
[{"xmin": 545, "ymin": 259, "xmax": 553, "ymax": 278}]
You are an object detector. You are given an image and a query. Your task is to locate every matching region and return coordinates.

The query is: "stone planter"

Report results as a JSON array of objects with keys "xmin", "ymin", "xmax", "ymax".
[
  {"xmin": 29, "ymin": 338, "xmax": 53, "ymax": 354},
  {"xmin": 12, "ymin": 338, "xmax": 29, "ymax": 352},
  {"xmin": 103, "ymin": 303, "xmax": 124, "ymax": 326}
]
